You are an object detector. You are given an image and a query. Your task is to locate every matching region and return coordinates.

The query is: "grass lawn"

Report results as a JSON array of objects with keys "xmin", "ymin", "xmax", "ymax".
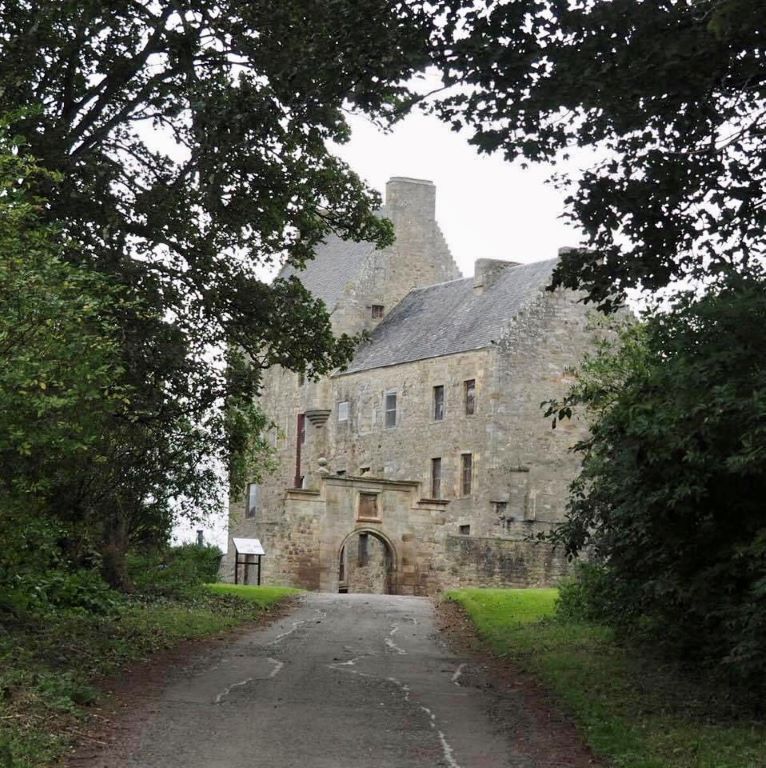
[
  {"xmin": 447, "ymin": 588, "xmax": 766, "ymax": 768},
  {"xmin": 0, "ymin": 585, "xmax": 299, "ymax": 768}
]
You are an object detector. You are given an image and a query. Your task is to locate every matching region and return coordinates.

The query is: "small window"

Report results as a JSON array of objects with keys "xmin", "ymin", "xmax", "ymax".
[
  {"xmin": 459, "ymin": 524, "xmax": 471, "ymax": 536},
  {"xmin": 384, "ymin": 391, "xmax": 397, "ymax": 428},
  {"xmin": 493, "ymin": 501, "xmax": 508, "ymax": 517},
  {"xmin": 431, "ymin": 457, "xmax": 442, "ymax": 499},
  {"xmin": 433, "ymin": 385, "xmax": 444, "ymax": 421},
  {"xmin": 464, "ymin": 379, "xmax": 476, "ymax": 415},
  {"xmin": 461, "ymin": 453, "xmax": 473, "ymax": 496},
  {"xmin": 358, "ymin": 492, "xmax": 378, "ymax": 519},
  {"xmin": 337, "ymin": 401, "xmax": 350, "ymax": 422},
  {"xmin": 371, "ymin": 304, "xmax": 384, "ymax": 319},
  {"xmin": 336, "ymin": 469, "xmax": 346, "ymax": 477},
  {"xmin": 245, "ymin": 483, "xmax": 260, "ymax": 519},
  {"xmin": 359, "ymin": 466, "xmax": 370, "ymax": 476}
]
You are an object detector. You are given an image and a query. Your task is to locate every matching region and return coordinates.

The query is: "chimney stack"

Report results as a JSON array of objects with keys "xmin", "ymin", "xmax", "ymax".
[
  {"xmin": 473, "ymin": 258, "xmax": 519, "ymax": 294},
  {"xmin": 385, "ymin": 177, "xmax": 436, "ymax": 222}
]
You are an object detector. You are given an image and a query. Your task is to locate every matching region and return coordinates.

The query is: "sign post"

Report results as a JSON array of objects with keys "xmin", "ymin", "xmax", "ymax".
[{"xmin": 232, "ymin": 538, "xmax": 265, "ymax": 585}]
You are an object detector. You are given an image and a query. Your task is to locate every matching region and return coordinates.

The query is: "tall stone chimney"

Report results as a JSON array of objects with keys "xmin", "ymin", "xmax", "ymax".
[{"xmin": 385, "ymin": 177, "xmax": 436, "ymax": 223}]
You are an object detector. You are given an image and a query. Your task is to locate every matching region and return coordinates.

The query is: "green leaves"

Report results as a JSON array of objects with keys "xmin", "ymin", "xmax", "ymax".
[
  {"xmin": 0, "ymin": 2, "xmax": 434, "ymax": 579},
  {"xmin": 549, "ymin": 278, "xmax": 766, "ymax": 685},
  {"xmin": 430, "ymin": 0, "xmax": 766, "ymax": 309}
]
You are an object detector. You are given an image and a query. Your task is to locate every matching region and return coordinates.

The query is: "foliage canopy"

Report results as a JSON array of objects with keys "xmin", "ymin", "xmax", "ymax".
[
  {"xmin": 0, "ymin": 1, "xmax": 433, "ymax": 579},
  {"xmin": 546, "ymin": 279, "xmax": 766, "ymax": 682},
  {"xmin": 432, "ymin": 0, "xmax": 766, "ymax": 309}
]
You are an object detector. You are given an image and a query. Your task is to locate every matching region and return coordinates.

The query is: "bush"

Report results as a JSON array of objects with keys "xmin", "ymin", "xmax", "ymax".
[
  {"xmin": 0, "ymin": 509, "xmax": 119, "ymax": 617},
  {"xmin": 548, "ymin": 277, "xmax": 766, "ymax": 688},
  {"xmin": 555, "ymin": 563, "xmax": 615, "ymax": 623},
  {"xmin": 127, "ymin": 544, "xmax": 223, "ymax": 597}
]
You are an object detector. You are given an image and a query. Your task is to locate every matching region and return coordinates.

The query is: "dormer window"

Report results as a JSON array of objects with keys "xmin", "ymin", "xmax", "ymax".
[{"xmin": 371, "ymin": 304, "xmax": 384, "ymax": 319}]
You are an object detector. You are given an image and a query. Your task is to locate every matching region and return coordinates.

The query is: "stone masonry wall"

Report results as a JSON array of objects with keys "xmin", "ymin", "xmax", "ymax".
[
  {"xmin": 222, "ymin": 283, "xmax": 601, "ymax": 593},
  {"xmin": 441, "ymin": 536, "xmax": 570, "ymax": 589}
]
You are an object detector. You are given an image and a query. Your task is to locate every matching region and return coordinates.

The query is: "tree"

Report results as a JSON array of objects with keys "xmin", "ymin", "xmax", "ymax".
[
  {"xmin": 431, "ymin": 0, "xmax": 765, "ymax": 310},
  {"xmin": 0, "ymin": 129, "xmax": 130, "ymax": 599},
  {"xmin": 545, "ymin": 278, "xmax": 766, "ymax": 683},
  {"xmin": 0, "ymin": 2, "xmax": 433, "ymax": 573}
]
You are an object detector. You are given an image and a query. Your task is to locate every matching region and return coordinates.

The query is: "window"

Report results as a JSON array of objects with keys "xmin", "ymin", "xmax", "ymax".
[
  {"xmin": 358, "ymin": 492, "xmax": 378, "ymax": 520},
  {"xmin": 493, "ymin": 501, "xmax": 508, "ymax": 517},
  {"xmin": 384, "ymin": 391, "xmax": 397, "ymax": 428},
  {"xmin": 245, "ymin": 483, "xmax": 260, "ymax": 518},
  {"xmin": 431, "ymin": 458, "xmax": 442, "ymax": 499},
  {"xmin": 464, "ymin": 379, "xmax": 476, "ymax": 415},
  {"xmin": 461, "ymin": 453, "xmax": 473, "ymax": 496},
  {"xmin": 371, "ymin": 304, "xmax": 385, "ymax": 319},
  {"xmin": 337, "ymin": 401, "xmax": 350, "ymax": 422},
  {"xmin": 294, "ymin": 413, "xmax": 306, "ymax": 488},
  {"xmin": 359, "ymin": 466, "xmax": 370, "ymax": 476},
  {"xmin": 459, "ymin": 524, "xmax": 471, "ymax": 536},
  {"xmin": 433, "ymin": 385, "xmax": 444, "ymax": 421}
]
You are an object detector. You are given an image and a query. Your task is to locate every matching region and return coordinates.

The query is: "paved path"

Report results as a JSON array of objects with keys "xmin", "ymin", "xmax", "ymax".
[{"xmin": 120, "ymin": 594, "xmax": 532, "ymax": 768}]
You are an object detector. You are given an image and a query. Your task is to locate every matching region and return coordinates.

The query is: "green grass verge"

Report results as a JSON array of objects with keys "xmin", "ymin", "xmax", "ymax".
[
  {"xmin": 0, "ymin": 585, "xmax": 299, "ymax": 768},
  {"xmin": 447, "ymin": 588, "xmax": 766, "ymax": 768},
  {"xmin": 204, "ymin": 583, "xmax": 301, "ymax": 606}
]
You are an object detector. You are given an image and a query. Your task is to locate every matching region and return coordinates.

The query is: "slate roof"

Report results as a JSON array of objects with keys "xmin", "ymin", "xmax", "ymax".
[
  {"xmin": 278, "ymin": 227, "xmax": 381, "ymax": 310},
  {"xmin": 341, "ymin": 258, "xmax": 558, "ymax": 374}
]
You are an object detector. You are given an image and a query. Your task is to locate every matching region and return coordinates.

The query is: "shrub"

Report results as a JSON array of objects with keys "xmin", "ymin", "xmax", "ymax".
[
  {"xmin": 127, "ymin": 544, "xmax": 223, "ymax": 597},
  {"xmin": 555, "ymin": 563, "xmax": 615, "ymax": 623},
  {"xmin": 547, "ymin": 277, "xmax": 766, "ymax": 688}
]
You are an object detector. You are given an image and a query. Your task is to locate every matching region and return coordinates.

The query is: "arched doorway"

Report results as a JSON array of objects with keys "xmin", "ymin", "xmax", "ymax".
[{"xmin": 337, "ymin": 528, "xmax": 397, "ymax": 595}]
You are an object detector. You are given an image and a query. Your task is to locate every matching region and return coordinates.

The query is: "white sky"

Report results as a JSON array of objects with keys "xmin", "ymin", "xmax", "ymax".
[{"xmin": 334, "ymin": 110, "xmax": 584, "ymax": 276}]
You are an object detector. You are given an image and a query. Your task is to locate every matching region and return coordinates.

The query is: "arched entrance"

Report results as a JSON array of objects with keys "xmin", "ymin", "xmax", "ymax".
[{"xmin": 337, "ymin": 528, "xmax": 397, "ymax": 595}]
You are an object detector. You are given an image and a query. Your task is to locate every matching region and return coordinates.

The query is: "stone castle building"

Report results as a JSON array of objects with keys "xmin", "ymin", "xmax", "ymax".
[{"xmin": 222, "ymin": 177, "xmax": 600, "ymax": 595}]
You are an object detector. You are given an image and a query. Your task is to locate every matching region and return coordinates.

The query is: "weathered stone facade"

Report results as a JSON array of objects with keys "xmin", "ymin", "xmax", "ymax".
[{"xmin": 221, "ymin": 177, "xmax": 602, "ymax": 595}]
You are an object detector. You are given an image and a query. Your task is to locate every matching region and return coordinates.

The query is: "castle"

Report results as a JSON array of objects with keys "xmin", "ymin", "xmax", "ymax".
[{"xmin": 221, "ymin": 177, "xmax": 600, "ymax": 595}]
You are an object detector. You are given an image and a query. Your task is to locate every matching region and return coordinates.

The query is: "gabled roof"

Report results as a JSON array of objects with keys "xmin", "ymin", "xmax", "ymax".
[
  {"xmin": 341, "ymin": 258, "xmax": 558, "ymax": 374},
  {"xmin": 278, "ymin": 230, "xmax": 379, "ymax": 310}
]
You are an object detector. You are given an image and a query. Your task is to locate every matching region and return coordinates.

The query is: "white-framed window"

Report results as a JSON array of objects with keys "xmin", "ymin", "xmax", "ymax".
[
  {"xmin": 384, "ymin": 391, "xmax": 397, "ymax": 428},
  {"xmin": 433, "ymin": 385, "xmax": 444, "ymax": 421},
  {"xmin": 337, "ymin": 400, "xmax": 350, "ymax": 422}
]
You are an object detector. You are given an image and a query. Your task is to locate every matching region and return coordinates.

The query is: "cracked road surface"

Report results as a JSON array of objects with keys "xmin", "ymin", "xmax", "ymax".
[{"xmin": 120, "ymin": 593, "xmax": 526, "ymax": 768}]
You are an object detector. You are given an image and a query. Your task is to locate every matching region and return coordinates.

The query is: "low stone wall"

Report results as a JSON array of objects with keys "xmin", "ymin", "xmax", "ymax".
[{"xmin": 441, "ymin": 535, "xmax": 571, "ymax": 589}]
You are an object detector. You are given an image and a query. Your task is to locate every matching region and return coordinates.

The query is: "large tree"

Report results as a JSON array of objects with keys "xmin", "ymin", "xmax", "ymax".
[
  {"xmin": 431, "ymin": 0, "xmax": 765, "ymax": 310},
  {"xmin": 0, "ymin": 1, "xmax": 432, "ymax": 577}
]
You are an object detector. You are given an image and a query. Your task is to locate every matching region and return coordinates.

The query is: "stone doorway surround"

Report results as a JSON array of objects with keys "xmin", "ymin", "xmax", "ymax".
[{"xmin": 337, "ymin": 526, "xmax": 398, "ymax": 594}]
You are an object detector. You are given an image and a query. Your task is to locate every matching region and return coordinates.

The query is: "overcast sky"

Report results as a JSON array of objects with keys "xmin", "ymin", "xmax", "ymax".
[{"xmin": 334, "ymin": 110, "xmax": 584, "ymax": 277}]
